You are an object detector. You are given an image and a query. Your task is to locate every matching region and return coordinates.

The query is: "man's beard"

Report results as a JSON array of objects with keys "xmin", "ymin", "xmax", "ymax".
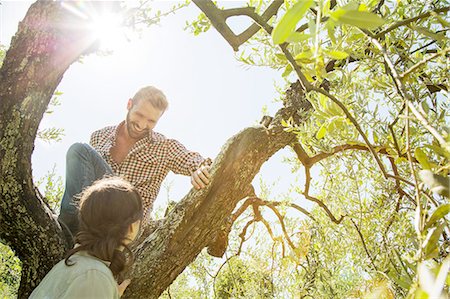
[{"xmin": 126, "ymin": 112, "xmax": 149, "ymax": 140}]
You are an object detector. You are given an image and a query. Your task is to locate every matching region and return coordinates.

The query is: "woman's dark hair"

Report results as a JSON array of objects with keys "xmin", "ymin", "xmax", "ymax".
[{"xmin": 65, "ymin": 177, "xmax": 143, "ymax": 276}]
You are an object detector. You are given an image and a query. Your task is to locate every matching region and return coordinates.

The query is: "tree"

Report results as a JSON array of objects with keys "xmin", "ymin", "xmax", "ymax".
[{"xmin": 0, "ymin": 0, "xmax": 449, "ymax": 298}]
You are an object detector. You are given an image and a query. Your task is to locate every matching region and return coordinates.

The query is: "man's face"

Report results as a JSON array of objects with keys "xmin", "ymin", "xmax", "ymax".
[{"xmin": 125, "ymin": 99, "xmax": 164, "ymax": 140}]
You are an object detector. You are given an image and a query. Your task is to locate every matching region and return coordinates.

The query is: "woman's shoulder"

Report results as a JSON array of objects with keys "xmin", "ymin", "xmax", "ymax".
[
  {"xmin": 67, "ymin": 251, "xmax": 112, "ymax": 274},
  {"xmin": 29, "ymin": 252, "xmax": 117, "ymax": 299}
]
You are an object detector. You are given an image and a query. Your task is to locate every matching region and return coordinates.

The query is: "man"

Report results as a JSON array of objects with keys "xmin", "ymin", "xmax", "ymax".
[{"xmin": 58, "ymin": 86, "xmax": 211, "ymax": 234}]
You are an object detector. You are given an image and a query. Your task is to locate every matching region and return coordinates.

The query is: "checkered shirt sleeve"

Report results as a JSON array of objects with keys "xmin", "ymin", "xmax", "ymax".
[{"xmin": 166, "ymin": 139, "xmax": 204, "ymax": 176}]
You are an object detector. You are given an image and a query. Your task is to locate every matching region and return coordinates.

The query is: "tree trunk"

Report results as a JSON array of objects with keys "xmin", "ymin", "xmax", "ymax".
[{"xmin": 0, "ymin": 1, "xmax": 109, "ymax": 297}]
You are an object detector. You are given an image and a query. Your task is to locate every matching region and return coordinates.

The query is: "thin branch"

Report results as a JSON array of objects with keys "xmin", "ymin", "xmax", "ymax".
[
  {"xmin": 232, "ymin": 195, "xmax": 316, "ymax": 223},
  {"xmin": 264, "ymin": 204, "xmax": 296, "ymax": 250},
  {"xmin": 291, "ymin": 142, "xmax": 311, "ymax": 167},
  {"xmin": 212, "ymin": 254, "xmax": 238, "ymax": 298},
  {"xmin": 401, "ymin": 48, "xmax": 450, "ymax": 78},
  {"xmin": 388, "ymin": 103, "xmax": 405, "ymax": 156},
  {"xmin": 302, "ymin": 168, "xmax": 345, "ymax": 224},
  {"xmin": 386, "ymin": 174, "xmax": 415, "ymax": 187},
  {"xmin": 311, "ymin": 87, "xmax": 389, "ymax": 178},
  {"xmin": 239, "ymin": 9, "xmax": 313, "ymax": 91},
  {"xmin": 388, "ymin": 156, "xmax": 415, "ymax": 205},
  {"xmin": 291, "ymin": 142, "xmax": 420, "ymax": 204},
  {"xmin": 350, "ymin": 218, "xmax": 378, "ymax": 271},
  {"xmin": 410, "ymin": 40, "xmax": 437, "ymax": 55},
  {"xmin": 237, "ymin": 218, "xmax": 257, "ymax": 255},
  {"xmin": 375, "ymin": 6, "xmax": 450, "ymax": 38},
  {"xmin": 132, "ymin": 1, "xmax": 189, "ymax": 25},
  {"xmin": 231, "ymin": 197, "xmax": 256, "ymax": 222},
  {"xmin": 365, "ymin": 31, "xmax": 446, "ymax": 145}
]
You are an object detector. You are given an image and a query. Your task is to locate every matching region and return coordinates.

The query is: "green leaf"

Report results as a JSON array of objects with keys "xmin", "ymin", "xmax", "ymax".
[
  {"xmin": 419, "ymin": 170, "xmax": 449, "ymax": 198},
  {"xmin": 316, "ymin": 123, "xmax": 327, "ymax": 139},
  {"xmin": 282, "ymin": 64, "xmax": 293, "ymax": 77},
  {"xmin": 386, "ymin": 271, "xmax": 411, "ymax": 290},
  {"xmin": 435, "ymin": 14, "xmax": 450, "ymax": 27},
  {"xmin": 414, "ymin": 147, "xmax": 431, "ymax": 170},
  {"xmin": 423, "ymin": 224, "xmax": 444, "ymax": 259},
  {"xmin": 294, "ymin": 50, "xmax": 314, "ymax": 64},
  {"xmin": 272, "ymin": 0, "xmax": 314, "ymax": 45},
  {"xmin": 286, "ymin": 32, "xmax": 310, "ymax": 43},
  {"xmin": 331, "ymin": 9, "xmax": 385, "ymax": 30},
  {"xmin": 424, "ymin": 144, "xmax": 450, "ymax": 159},
  {"xmin": 424, "ymin": 204, "xmax": 450, "ymax": 230},
  {"xmin": 275, "ymin": 53, "xmax": 287, "ymax": 61},
  {"xmin": 325, "ymin": 19, "xmax": 336, "ymax": 44},
  {"xmin": 325, "ymin": 50, "xmax": 349, "ymax": 60},
  {"xmin": 421, "ymin": 101, "xmax": 430, "ymax": 115},
  {"xmin": 373, "ymin": 131, "xmax": 378, "ymax": 143},
  {"xmin": 412, "ymin": 25, "xmax": 446, "ymax": 41}
]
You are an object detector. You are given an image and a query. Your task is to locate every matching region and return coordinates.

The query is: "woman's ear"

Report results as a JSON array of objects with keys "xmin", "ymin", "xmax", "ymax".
[{"xmin": 126, "ymin": 220, "xmax": 141, "ymax": 243}]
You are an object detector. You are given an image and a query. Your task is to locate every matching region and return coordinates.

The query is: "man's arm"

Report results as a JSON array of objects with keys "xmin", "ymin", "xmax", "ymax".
[{"xmin": 166, "ymin": 140, "xmax": 212, "ymax": 189}]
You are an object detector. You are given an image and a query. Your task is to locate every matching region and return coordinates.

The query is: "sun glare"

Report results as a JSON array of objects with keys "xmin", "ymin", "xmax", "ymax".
[
  {"xmin": 90, "ymin": 13, "xmax": 126, "ymax": 50},
  {"xmin": 61, "ymin": 2, "xmax": 127, "ymax": 51}
]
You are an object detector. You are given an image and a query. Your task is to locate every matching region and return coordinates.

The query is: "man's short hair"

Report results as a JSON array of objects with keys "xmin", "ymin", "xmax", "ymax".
[{"xmin": 131, "ymin": 86, "xmax": 168, "ymax": 111}]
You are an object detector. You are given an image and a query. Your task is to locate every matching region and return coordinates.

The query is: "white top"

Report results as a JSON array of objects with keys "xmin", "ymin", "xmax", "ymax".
[{"xmin": 29, "ymin": 251, "xmax": 119, "ymax": 299}]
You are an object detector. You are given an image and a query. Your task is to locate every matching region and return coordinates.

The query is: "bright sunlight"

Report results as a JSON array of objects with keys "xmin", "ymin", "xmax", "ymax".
[{"xmin": 60, "ymin": 1, "xmax": 127, "ymax": 51}]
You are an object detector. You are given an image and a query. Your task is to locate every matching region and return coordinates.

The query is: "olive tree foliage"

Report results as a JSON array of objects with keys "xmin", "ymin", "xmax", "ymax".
[
  {"xmin": 0, "ymin": 0, "xmax": 448, "ymax": 298},
  {"xmin": 172, "ymin": 0, "xmax": 449, "ymax": 297}
]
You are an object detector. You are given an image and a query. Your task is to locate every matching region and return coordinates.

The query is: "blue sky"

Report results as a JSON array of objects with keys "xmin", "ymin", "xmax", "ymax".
[{"xmin": 1, "ymin": 1, "xmax": 308, "ymax": 215}]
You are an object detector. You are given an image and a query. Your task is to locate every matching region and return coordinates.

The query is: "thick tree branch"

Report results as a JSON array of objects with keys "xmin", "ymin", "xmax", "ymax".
[{"xmin": 192, "ymin": 0, "xmax": 284, "ymax": 51}]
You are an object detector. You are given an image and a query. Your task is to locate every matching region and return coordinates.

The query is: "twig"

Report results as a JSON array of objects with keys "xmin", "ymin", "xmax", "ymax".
[
  {"xmin": 302, "ymin": 168, "xmax": 345, "ymax": 224},
  {"xmin": 237, "ymin": 218, "xmax": 257, "ymax": 255},
  {"xmin": 265, "ymin": 204, "xmax": 296, "ymax": 250},
  {"xmin": 311, "ymin": 87, "xmax": 389, "ymax": 178},
  {"xmin": 401, "ymin": 48, "xmax": 450, "ymax": 78},
  {"xmin": 365, "ymin": 31, "xmax": 446, "ymax": 146},
  {"xmin": 350, "ymin": 218, "xmax": 378, "ymax": 271},
  {"xmin": 374, "ymin": 6, "xmax": 450, "ymax": 38},
  {"xmin": 388, "ymin": 103, "xmax": 405, "ymax": 156}
]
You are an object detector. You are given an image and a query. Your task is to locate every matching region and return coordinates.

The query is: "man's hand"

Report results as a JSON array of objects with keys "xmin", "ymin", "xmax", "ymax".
[{"xmin": 191, "ymin": 164, "xmax": 211, "ymax": 189}]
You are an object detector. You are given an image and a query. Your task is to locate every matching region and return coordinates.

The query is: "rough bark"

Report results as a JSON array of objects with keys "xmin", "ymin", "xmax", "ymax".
[{"xmin": 0, "ymin": 1, "xmax": 114, "ymax": 297}]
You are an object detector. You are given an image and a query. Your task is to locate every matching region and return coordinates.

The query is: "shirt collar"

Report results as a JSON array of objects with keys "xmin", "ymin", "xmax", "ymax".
[{"xmin": 115, "ymin": 121, "xmax": 155, "ymax": 144}]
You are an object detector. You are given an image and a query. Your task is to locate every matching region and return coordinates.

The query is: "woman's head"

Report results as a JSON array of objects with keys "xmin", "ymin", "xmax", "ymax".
[{"xmin": 65, "ymin": 177, "xmax": 143, "ymax": 276}]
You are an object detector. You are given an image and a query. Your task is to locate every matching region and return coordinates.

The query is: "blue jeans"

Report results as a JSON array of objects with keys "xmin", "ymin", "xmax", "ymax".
[{"xmin": 58, "ymin": 143, "xmax": 113, "ymax": 235}]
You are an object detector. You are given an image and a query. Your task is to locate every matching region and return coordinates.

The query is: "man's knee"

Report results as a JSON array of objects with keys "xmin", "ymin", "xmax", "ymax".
[{"xmin": 66, "ymin": 143, "xmax": 91, "ymax": 160}]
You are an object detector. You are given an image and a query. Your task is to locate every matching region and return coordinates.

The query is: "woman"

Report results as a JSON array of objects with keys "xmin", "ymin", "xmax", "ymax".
[{"xmin": 30, "ymin": 177, "xmax": 143, "ymax": 298}]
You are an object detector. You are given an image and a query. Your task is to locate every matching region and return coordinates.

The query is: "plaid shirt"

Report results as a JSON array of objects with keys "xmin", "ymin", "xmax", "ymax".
[{"xmin": 90, "ymin": 121, "xmax": 204, "ymax": 220}]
